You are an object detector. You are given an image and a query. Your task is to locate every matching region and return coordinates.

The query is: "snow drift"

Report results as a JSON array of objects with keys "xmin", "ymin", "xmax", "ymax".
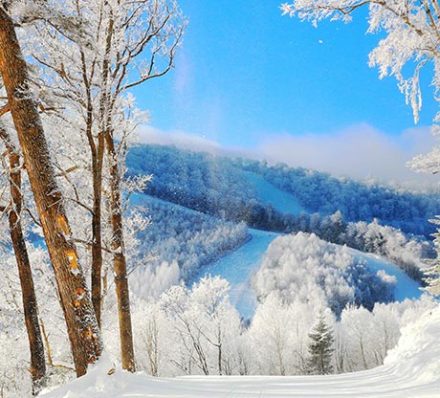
[{"xmin": 41, "ymin": 306, "xmax": 440, "ymax": 398}]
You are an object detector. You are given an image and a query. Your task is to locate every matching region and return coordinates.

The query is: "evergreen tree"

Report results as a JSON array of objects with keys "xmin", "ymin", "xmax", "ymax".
[{"xmin": 307, "ymin": 313, "xmax": 335, "ymax": 375}]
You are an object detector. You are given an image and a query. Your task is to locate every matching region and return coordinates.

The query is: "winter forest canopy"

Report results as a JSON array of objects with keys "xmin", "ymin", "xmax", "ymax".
[{"xmin": 0, "ymin": 1, "xmax": 440, "ymax": 398}]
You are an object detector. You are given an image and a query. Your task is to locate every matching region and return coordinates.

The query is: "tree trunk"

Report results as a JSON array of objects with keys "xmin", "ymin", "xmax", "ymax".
[
  {"xmin": 90, "ymin": 131, "xmax": 104, "ymax": 327},
  {"xmin": 105, "ymin": 133, "xmax": 136, "ymax": 372},
  {"xmin": 90, "ymin": 5, "xmax": 114, "ymax": 327},
  {"xmin": 80, "ymin": 45, "xmax": 105, "ymax": 327},
  {"xmin": 0, "ymin": 9, "xmax": 102, "ymax": 377},
  {"xmin": 1, "ymin": 129, "xmax": 46, "ymax": 394}
]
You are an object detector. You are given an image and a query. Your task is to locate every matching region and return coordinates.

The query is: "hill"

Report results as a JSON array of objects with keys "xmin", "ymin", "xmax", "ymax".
[{"xmin": 127, "ymin": 144, "xmax": 440, "ymax": 238}]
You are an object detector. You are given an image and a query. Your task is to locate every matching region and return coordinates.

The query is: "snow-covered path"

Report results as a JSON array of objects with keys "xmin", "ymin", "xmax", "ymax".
[
  {"xmin": 40, "ymin": 307, "xmax": 440, "ymax": 398},
  {"xmin": 46, "ymin": 370, "xmax": 436, "ymax": 398}
]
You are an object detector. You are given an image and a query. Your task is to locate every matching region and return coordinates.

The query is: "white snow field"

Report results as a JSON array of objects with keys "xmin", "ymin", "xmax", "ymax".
[{"xmin": 40, "ymin": 306, "xmax": 440, "ymax": 398}]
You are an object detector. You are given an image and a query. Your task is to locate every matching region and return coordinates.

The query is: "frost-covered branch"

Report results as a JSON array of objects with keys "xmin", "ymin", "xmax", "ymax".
[{"xmin": 282, "ymin": 0, "xmax": 440, "ymax": 124}]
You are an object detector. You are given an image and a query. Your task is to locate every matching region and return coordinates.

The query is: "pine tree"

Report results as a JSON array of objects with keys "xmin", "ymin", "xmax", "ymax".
[{"xmin": 307, "ymin": 313, "xmax": 335, "ymax": 375}]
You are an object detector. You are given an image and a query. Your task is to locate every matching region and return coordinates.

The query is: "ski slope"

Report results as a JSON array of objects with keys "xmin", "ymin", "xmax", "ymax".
[
  {"xmin": 244, "ymin": 170, "xmax": 304, "ymax": 215},
  {"xmin": 196, "ymin": 230, "xmax": 422, "ymax": 318},
  {"xmin": 349, "ymin": 248, "xmax": 422, "ymax": 301},
  {"xmin": 40, "ymin": 307, "xmax": 440, "ymax": 398},
  {"xmin": 194, "ymin": 228, "xmax": 278, "ymax": 319}
]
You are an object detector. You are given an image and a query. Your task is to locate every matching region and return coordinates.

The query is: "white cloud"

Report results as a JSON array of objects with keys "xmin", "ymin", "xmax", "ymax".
[
  {"xmin": 136, "ymin": 123, "xmax": 440, "ymax": 190},
  {"xmin": 136, "ymin": 125, "xmax": 223, "ymax": 154},
  {"xmin": 137, "ymin": 125, "xmax": 254, "ymax": 158},
  {"xmin": 255, "ymin": 123, "xmax": 438, "ymax": 188}
]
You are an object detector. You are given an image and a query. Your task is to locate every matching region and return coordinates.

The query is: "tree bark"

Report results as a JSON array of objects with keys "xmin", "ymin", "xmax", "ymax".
[
  {"xmin": 90, "ymin": 138, "xmax": 104, "ymax": 326},
  {"xmin": 1, "ymin": 128, "xmax": 46, "ymax": 394},
  {"xmin": 0, "ymin": 9, "xmax": 102, "ymax": 376},
  {"xmin": 90, "ymin": 8, "xmax": 112, "ymax": 325},
  {"xmin": 79, "ymin": 44, "xmax": 105, "ymax": 327},
  {"xmin": 105, "ymin": 133, "xmax": 136, "ymax": 372},
  {"xmin": 88, "ymin": 5, "xmax": 113, "ymax": 327}
]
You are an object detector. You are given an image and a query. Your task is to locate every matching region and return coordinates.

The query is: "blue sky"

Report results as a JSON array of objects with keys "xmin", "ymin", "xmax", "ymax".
[{"xmin": 133, "ymin": 0, "xmax": 437, "ymax": 149}]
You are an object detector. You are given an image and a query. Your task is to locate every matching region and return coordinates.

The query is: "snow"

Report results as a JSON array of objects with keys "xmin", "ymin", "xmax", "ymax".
[
  {"xmin": 193, "ymin": 228, "xmax": 278, "ymax": 319},
  {"xmin": 39, "ymin": 306, "xmax": 440, "ymax": 398},
  {"xmin": 196, "ymin": 230, "xmax": 422, "ymax": 317},
  {"xmin": 244, "ymin": 170, "xmax": 303, "ymax": 215},
  {"xmin": 349, "ymin": 248, "xmax": 422, "ymax": 301}
]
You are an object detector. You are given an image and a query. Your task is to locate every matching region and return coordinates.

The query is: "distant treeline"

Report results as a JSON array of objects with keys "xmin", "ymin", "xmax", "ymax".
[
  {"xmin": 127, "ymin": 144, "xmax": 437, "ymax": 281},
  {"xmin": 127, "ymin": 144, "xmax": 440, "ymax": 236}
]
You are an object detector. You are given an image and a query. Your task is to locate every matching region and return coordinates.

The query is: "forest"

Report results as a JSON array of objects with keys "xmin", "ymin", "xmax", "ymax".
[
  {"xmin": 0, "ymin": 1, "xmax": 439, "ymax": 398},
  {"xmin": 129, "ymin": 144, "xmax": 440, "ymax": 237}
]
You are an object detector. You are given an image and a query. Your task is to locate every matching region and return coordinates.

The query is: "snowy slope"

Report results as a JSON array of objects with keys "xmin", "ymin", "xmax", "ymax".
[
  {"xmin": 40, "ymin": 307, "xmax": 440, "ymax": 398},
  {"xmin": 129, "ymin": 190, "xmax": 422, "ymax": 315},
  {"xmin": 243, "ymin": 170, "xmax": 303, "ymax": 215},
  {"xmin": 193, "ymin": 228, "xmax": 278, "ymax": 319},
  {"xmin": 349, "ymin": 248, "xmax": 422, "ymax": 301},
  {"xmin": 127, "ymin": 144, "xmax": 440, "ymax": 237},
  {"xmin": 196, "ymin": 231, "xmax": 422, "ymax": 317}
]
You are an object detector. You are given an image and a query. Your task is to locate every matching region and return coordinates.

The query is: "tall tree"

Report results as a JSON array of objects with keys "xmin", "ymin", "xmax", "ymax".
[
  {"xmin": 0, "ymin": 6, "xmax": 102, "ymax": 376},
  {"xmin": 306, "ymin": 312, "xmax": 334, "ymax": 375},
  {"xmin": 24, "ymin": 0, "xmax": 186, "ymax": 371},
  {"xmin": 0, "ymin": 125, "xmax": 46, "ymax": 394}
]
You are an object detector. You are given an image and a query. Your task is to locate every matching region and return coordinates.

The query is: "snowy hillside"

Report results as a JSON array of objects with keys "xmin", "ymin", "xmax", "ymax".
[
  {"xmin": 127, "ymin": 144, "xmax": 434, "ymax": 292},
  {"xmin": 129, "ymin": 193, "xmax": 249, "ymax": 282},
  {"xmin": 40, "ymin": 307, "xmax": 440, "ymax": 398},
  {"xmin": 127, "ymin": 144, "xmax": 440, "ymax": 237},
  {"xmin": 196, "ymin": 231, "xmax": 423, "ymax": 318},
  {"xmin": 127, "ymin": 144, "xmax": 435, "ymax": 280}
]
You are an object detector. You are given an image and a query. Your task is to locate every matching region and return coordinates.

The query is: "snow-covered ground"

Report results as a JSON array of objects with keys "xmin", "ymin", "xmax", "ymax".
[{"xmin": 40, "ymin": 307, "xmax": 440, "ymax": 398}]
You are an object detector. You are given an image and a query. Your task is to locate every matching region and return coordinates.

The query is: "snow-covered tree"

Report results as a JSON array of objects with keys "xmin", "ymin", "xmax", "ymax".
[
  {"xmin": 0, "ymin": 124, "xmax": 46, "ymax": 394},
  {"xmin": 248, "ymin": 294, "xmax": 316, "ymax": 375},
  {"xmin": 0, "ymin": 4, "xmax": 102, "ymax": 377},
  {"xmin": 306, "ymin": 312, "xmax": 334, "ymax": 375},
  {"xmin": 281, "ymin": 1, "xmax": 440, "ymax": 125},
  {"xmin": 159, "ymin": 277, "xmax": 242, "ymax": 376},
  {"xmin": 7, "ymin": 0, "xmax": 186, "ymax": 372},
  {"xmin": 253, "ymin": 232, "xmax": 395, "ymax": 314}
]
